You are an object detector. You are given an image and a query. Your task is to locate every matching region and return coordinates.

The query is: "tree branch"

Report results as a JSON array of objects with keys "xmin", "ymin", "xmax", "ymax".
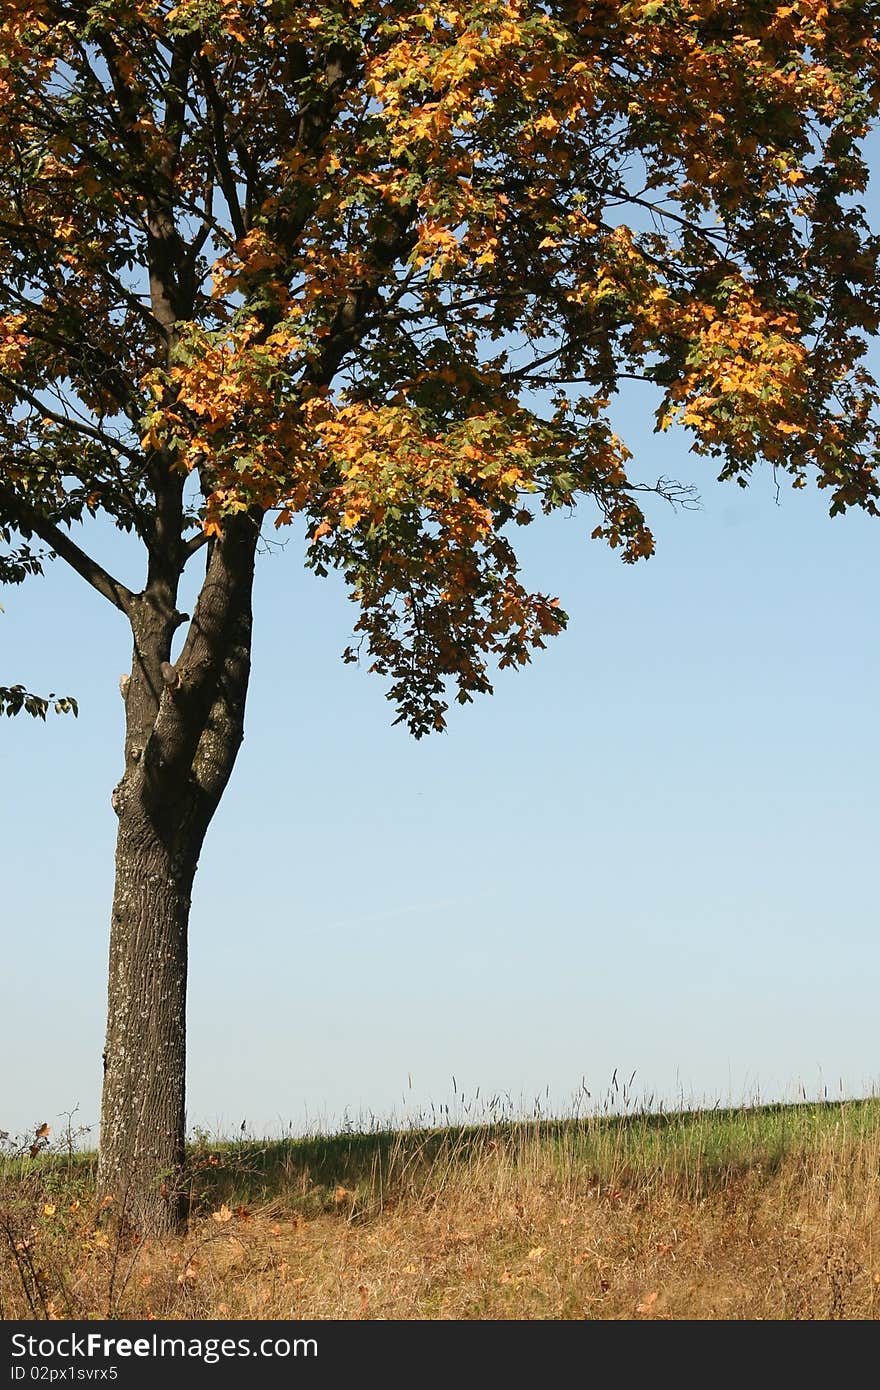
[
  {"xmin": 0, "ymin": 483, "xmax": 136, "ymax": 615},
  {"xmin": 304, "ymin": 205, "xmax": 419, "ymax": 389},
  {"xmin": 195, "ymin": 60, "xmax": 247, "ymax": 242},
  {"xmin": 183, "ymin": 530, "xmax": 210, "ymax": 561},
  {"xmin": 0, "ymin": 374, "xmax": 142, "ymax": 462}
]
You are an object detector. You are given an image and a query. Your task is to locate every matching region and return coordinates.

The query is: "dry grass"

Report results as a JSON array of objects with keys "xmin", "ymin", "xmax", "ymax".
[{"xmin": 3, "ymin": 1100, "xmax": 880, "ymax": 1319}]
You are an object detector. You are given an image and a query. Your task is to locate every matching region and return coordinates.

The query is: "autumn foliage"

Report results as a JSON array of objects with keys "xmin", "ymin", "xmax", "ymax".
[{"xmin": 1, "ymin": 0, "xmax": 878, "ymax": 732}]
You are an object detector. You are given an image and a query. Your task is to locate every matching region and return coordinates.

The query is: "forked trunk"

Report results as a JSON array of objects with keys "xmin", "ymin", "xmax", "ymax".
[{"xmin": 97, "ymin": 517, "xmax": 258, "ymax": 1234}]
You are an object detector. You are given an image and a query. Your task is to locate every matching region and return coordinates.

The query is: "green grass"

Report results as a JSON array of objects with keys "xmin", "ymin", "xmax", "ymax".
[
  {"xmin": 5, "ymin": 1095, "xmax": 878, "ymax": 1215},
  {"xmin": 175, "ymin": 1095, "xmax": 880, "ymax": 1213}
]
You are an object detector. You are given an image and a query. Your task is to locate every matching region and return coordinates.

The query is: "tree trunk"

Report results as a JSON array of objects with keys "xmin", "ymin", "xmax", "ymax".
[
  {"xmin": 98, "ymin": 813, "xmax": 195, "ymax": 1232},
  {"xmin": 97, "ymin": 516, "xmax": 258, "ymax": 1234}
]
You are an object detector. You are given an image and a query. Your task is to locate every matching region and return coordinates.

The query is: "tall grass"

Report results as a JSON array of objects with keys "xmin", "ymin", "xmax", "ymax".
[{"xmin": 2, "ymin": 1097, "xmax": 879, "ymax": 1319}]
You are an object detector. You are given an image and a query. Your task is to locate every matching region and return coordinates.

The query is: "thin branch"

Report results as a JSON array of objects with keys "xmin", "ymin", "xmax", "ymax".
[
  {"xmin": 183, "ymin": 530, "xmax": 210, "ymax": 560},
  {"xmin": 0, "ymin": 375, "xmax": 142, "ymax": 462},
  {"xmin": 0, "ymin": 482, "xmax": 136, "ymax": 615},
  {"xmin": 613, "ymin": 190, "xmax": 729, "ymax": 243},
  {"xmin": 195, "ymin": 60, "xmax": 247, "ymax": 241},
  {"xmin": 628, "ymin": 476, "xmax": 701, "ymax": 510}
]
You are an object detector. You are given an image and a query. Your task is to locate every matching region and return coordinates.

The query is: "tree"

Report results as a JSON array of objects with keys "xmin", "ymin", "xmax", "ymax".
[{"xmin": 1, "ymin": 0, "xmax": 878, "ymax": 1232}]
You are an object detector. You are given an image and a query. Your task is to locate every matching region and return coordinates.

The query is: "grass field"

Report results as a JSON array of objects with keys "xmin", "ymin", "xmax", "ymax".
[{"xmin": 2, "ymin": 1097, "xmax": 879, "ymax": 1319}]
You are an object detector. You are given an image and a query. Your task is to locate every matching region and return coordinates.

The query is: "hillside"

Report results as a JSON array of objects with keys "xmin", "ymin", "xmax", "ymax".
[{"xmin": 2, "ymin": 1099, "xmax": 879, "ymax": 1320}]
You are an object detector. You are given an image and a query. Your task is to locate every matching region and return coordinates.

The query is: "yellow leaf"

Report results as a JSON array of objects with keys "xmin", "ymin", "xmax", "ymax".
[
  {"xmin": 42, "ymin": 1204, "xmax": 56, "ymax": 1217},
  {"xmin": 527, "ymin": 1246, "xmax": 546, "ymax": 1262}
]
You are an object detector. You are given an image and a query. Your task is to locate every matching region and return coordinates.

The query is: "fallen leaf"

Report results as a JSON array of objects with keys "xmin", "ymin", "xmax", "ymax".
[
  {"xmin": 42, "ymin": 1204, "xmax": 56, "ymax": 1217},
  {"xmin": 527, "ymin": 1246, "xmax": 546, "ymax": 1262},
  {"xmin": 636, "ymin": 1290, "xmax": 659, "ymax": 1313},
  {"xmin": 212, "ymin": 1203, "xmax": 232, "ymax": 1224}
]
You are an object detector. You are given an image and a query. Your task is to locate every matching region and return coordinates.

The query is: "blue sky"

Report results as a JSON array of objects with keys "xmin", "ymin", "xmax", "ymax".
[{"xmin": 2, "ymin": 163, "xmax": 879, "ymax": 1146}]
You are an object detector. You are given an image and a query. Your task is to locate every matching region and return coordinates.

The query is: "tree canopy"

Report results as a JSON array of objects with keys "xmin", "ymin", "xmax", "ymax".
[{"xmin": 2, "ymin": 0, "xmax": 878, "ymax": 735}]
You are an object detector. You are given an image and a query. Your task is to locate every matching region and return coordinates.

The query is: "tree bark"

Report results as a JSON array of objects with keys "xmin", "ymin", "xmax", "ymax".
[
  {"xmin": 97, "ymin": 515, "xmax": 259, "ymax": 1233},
  {"xmin": 98, "ymin": 814, "xmax": 194, "ymax": 1232}
]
